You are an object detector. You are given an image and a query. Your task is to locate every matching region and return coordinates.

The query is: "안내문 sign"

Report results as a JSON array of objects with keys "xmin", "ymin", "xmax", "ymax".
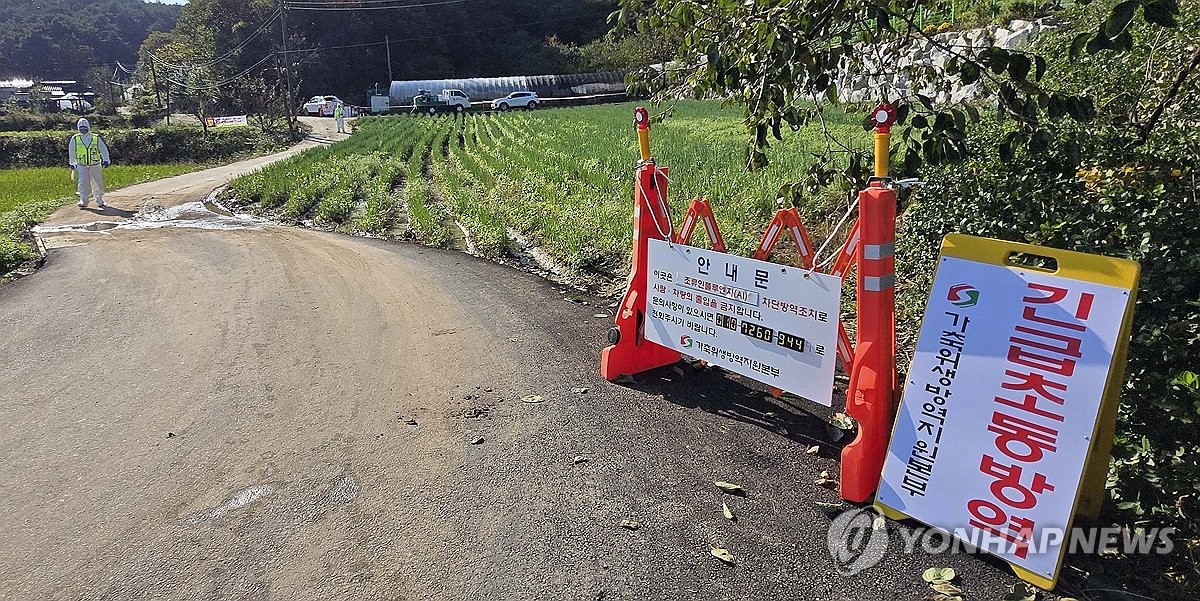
[
  {"xmin": 644, "ymin": 238, "xmax": 842, "ymax": 404},
  {"xmin": 877, "ymin": 234, "xmax": 1139, "ymax": 589}
]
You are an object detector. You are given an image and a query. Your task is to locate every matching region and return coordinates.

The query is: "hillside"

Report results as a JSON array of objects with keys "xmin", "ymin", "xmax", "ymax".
[
  {"xmin": 0, "ymin": 0, "xmax": 182, "ymax": 78},
  {"xmin": 150, "ymin": 0, "xmax": 622, "ymax": 105}
]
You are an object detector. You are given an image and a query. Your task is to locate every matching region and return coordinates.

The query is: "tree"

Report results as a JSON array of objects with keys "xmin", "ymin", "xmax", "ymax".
[
  {"xmin": 0, "ymin": 0, "xmax": 181, "ymax": 79},
  {"xmin": 136, "ymin": 0, "xmax": 622, "ymax": 110},
  {"xmin": 614, "ymin": 0, "xmax": 1183, "ymax": 183}
]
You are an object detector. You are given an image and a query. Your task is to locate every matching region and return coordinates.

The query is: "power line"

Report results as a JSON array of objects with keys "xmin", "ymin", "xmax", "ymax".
[
  {"xmin": 282, "ymin": 0, "xmax": 476, "ymax": 11},
  {"xmin": 283, "ymin": 40, "xmax": 388, "ymax": 53},
  {"xmin": 285, "ymin": 0, "xmax": 473, "ymax": 4},
  {"xmin": 147, "ymin": 8, "xmax": 280, "ymax": 69},
  {"xmin": 280, "ymin": 12, "xmax": 609, "ymax": 54},
  {"xmin": 6, "ymin": 59, "xmax": 126, "ymax": 71},
  {"xmin": 162, "ymin": 53, "xmax": 278, "ymax": 91}
]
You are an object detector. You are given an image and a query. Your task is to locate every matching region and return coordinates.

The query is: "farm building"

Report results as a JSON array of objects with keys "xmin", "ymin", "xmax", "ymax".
[{"xmin": 386, "ymin": 71, "xmax": 626, "ymax": 106}]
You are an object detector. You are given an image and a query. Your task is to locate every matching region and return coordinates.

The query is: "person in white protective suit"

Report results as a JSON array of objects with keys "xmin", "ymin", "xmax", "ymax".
[
  {"xmin": 68, "ymin": 118, "xmax": 110, "ymax": 209},
  {"xmin": 334, "ymin": 103, "xmax": 346, "ymax": 133}
]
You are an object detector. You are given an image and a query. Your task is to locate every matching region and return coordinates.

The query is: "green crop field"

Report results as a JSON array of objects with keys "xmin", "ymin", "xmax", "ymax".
[
  {"xmin": 0, "ymin": 164, "xmax": 200, "ymax": 214},
  {"xmin": 224, "ymin": 101, "xmax": 867, "ymax": 274},
  {"xmin": 0, "ymin": 164, "xmax": 201, "ymax": 276}
]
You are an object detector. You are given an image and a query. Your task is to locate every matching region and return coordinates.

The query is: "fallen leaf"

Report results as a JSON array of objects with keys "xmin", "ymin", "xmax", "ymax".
[
  {"xmin": 672, "ymin": 366, "xmax": 685, "ymax": 377},
  {"xmin": 721, "ymin": 499, "xmax": 735, "ymax": 521},
  {"xmin": 921, "ymin": 567, "xmax": 956, "ymax": 584},
  {"xmin": 831, "ymin": 412, "xmax": 855, "ymax": 430},
  {"xmin": 814, "ymin": 501, "xmax": 843, "ymax": 518},
  {"xmin": 714, "ymin": 481, "xmax": 745, "ymax": 495},
  {"xmin": 403, "ymin": 419, "xmax": 418, "ymax": 426},
  {"xmin": 710, "ymin": 547, "xmax": 736, "ymax": 565},
  {"xmin": 470, "ymin": 437, "xmax": 484, "ymax": 445},
  {"xmin": 620, "ymin": 519, "xmax": 640, "ymax": 530},
  {"xmin": 806, "ymin": 445, "xmax": 820, "ymax": 455},
  {"xmin": 1001, "ymin": 582, "xmax": 1037, "ymax": 601},
  {"xmin": 571, "ymin": 387, "xmax": 589, "ymax": 394},
  {"xmin": 521, "ymin": 395, "xmax": 544, "ymax": 403},
  {"xmin": 814, "ymin": 470, "xmax": 836, "ymax": 487},
  {"xmin": 931, "ymin": 583, "xmax": 962, "ymax": 596},
  {"xmin": 931, "ymin": 595, "xmax": 963, "ymax": 601},
  {"xmin": 572, "ymin": 455, "xmax": 589, "ymax": 464}
]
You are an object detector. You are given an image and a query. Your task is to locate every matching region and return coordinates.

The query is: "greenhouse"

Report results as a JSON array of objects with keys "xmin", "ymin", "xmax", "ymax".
[{"xmin": 387, "ymin": 71, "xmax": 625, "ymax": 105}]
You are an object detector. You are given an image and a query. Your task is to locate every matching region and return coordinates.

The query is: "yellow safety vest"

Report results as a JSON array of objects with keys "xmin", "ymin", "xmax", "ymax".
[
  {"xmin": 334, "ymin": 106, "xmax": 344, "ymax": 118},
  {"xmin": 73, "ymin": 134, "xmax": 102, "ymax": 166}
]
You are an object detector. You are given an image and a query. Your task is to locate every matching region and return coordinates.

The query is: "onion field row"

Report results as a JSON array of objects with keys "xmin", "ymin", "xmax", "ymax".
[{"xmin": 223, "ymin": 101, "xmax": 865, "ymax": 274}]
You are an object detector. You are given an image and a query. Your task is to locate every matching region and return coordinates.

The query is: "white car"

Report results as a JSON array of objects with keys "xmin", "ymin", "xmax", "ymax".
[
  {"xmin": 491, "ymin": 91, "xmax": 539, "ymax": 111},
  {"xmin": 303, "ymin": 95, "xmax": 344, "ymax": 116},
  {"xmin": 55, "ymin": 94, "xmax": 93, "ymax": 112}
]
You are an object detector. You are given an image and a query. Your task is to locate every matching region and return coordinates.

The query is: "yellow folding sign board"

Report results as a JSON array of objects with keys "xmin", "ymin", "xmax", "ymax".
[{"xmin": 875, "ymin": 234, "xmax": 1139, "ymax": 590}]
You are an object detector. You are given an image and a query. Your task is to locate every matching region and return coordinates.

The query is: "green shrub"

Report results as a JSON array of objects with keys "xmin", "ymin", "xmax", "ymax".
[
  {"xmin": 0, "ymin": 125, "xmax": 292, "ymax": 169},
  {"xmin": 896, "ymin": 0, "xmax": 1200, "ymax": 529},
  {"xmin": 0, "ymin": 106, "xmax": 137, "ymax": 131},
  {"xmin": 0, "ymin": 195, "xmax": 64, "ymax": 275},
  {"xmin": 901, "ymin": 127, "xmax": 1199, "ymax": 525}
]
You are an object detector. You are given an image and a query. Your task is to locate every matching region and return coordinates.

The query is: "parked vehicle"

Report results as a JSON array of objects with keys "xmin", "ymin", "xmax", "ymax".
[
  {"xmin": 491, "ymin": 91, "xmax": 539, "ymax": 111},
  {"xmin": 412, "ymin": 89, "xmax": 470, "ymax": 114},
  {"xmin": 302, "ymin": 95, "xmax": 344, "ymax": 116},
  {"xmin": 54, "ymin": 94, "xmax": 93, "ymax": 112}
]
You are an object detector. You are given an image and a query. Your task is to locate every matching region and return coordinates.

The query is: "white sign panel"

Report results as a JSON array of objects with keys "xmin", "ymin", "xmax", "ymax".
[
  {"xmin": 206, "ymin": 115, "xmax": 248, "ymax": 128},
  {"xmin": 877, "ymin": 254, "xmax": 1132, "ymax": 580},
  {"xmin": 645, "ymin": 238, "xmax": 841, "ymax": 404}
]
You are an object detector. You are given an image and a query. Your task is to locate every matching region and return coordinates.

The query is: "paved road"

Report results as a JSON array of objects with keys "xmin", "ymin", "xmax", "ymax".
[{"xmin": 0, "ymin": 118, "xmax": 1019, "ymax": 600}]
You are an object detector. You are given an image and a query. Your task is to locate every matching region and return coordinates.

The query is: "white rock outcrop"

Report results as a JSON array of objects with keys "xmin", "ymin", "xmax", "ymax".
[{"xmin": 835, "ymin": 17, "xmax": 1061, "ymax": 106}]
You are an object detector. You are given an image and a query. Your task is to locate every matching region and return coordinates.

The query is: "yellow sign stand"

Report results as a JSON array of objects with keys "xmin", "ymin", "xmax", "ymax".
[{"xmin": 875, "ymin": 233, "xmax": 1140, "ymax": 590}]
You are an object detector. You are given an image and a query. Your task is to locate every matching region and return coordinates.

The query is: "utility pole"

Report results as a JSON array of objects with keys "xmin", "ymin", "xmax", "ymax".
[
  {"xmin": 277, "ymin": 0, "xmax": 296, "ymax": 136},
  {"xmin": 165, "ymin": 82, "xmax": 171, "ymax": 126},
  {"xmin": 149, "ymin": 57, "xmax": 163, "ymax": 109},
  {"xmin": 386, "ymin": 36, "xmax": 393, "ymax": 83}
]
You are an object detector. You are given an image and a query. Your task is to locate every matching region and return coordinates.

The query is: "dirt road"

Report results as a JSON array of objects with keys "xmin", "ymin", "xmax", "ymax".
[
  {"xmin": 0, "ymin": 118, "xmax": 1017, "ymax": 600},
  {"xmin": 38, "ymin": 118, "xmax": 346, "ymax": 233}
]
